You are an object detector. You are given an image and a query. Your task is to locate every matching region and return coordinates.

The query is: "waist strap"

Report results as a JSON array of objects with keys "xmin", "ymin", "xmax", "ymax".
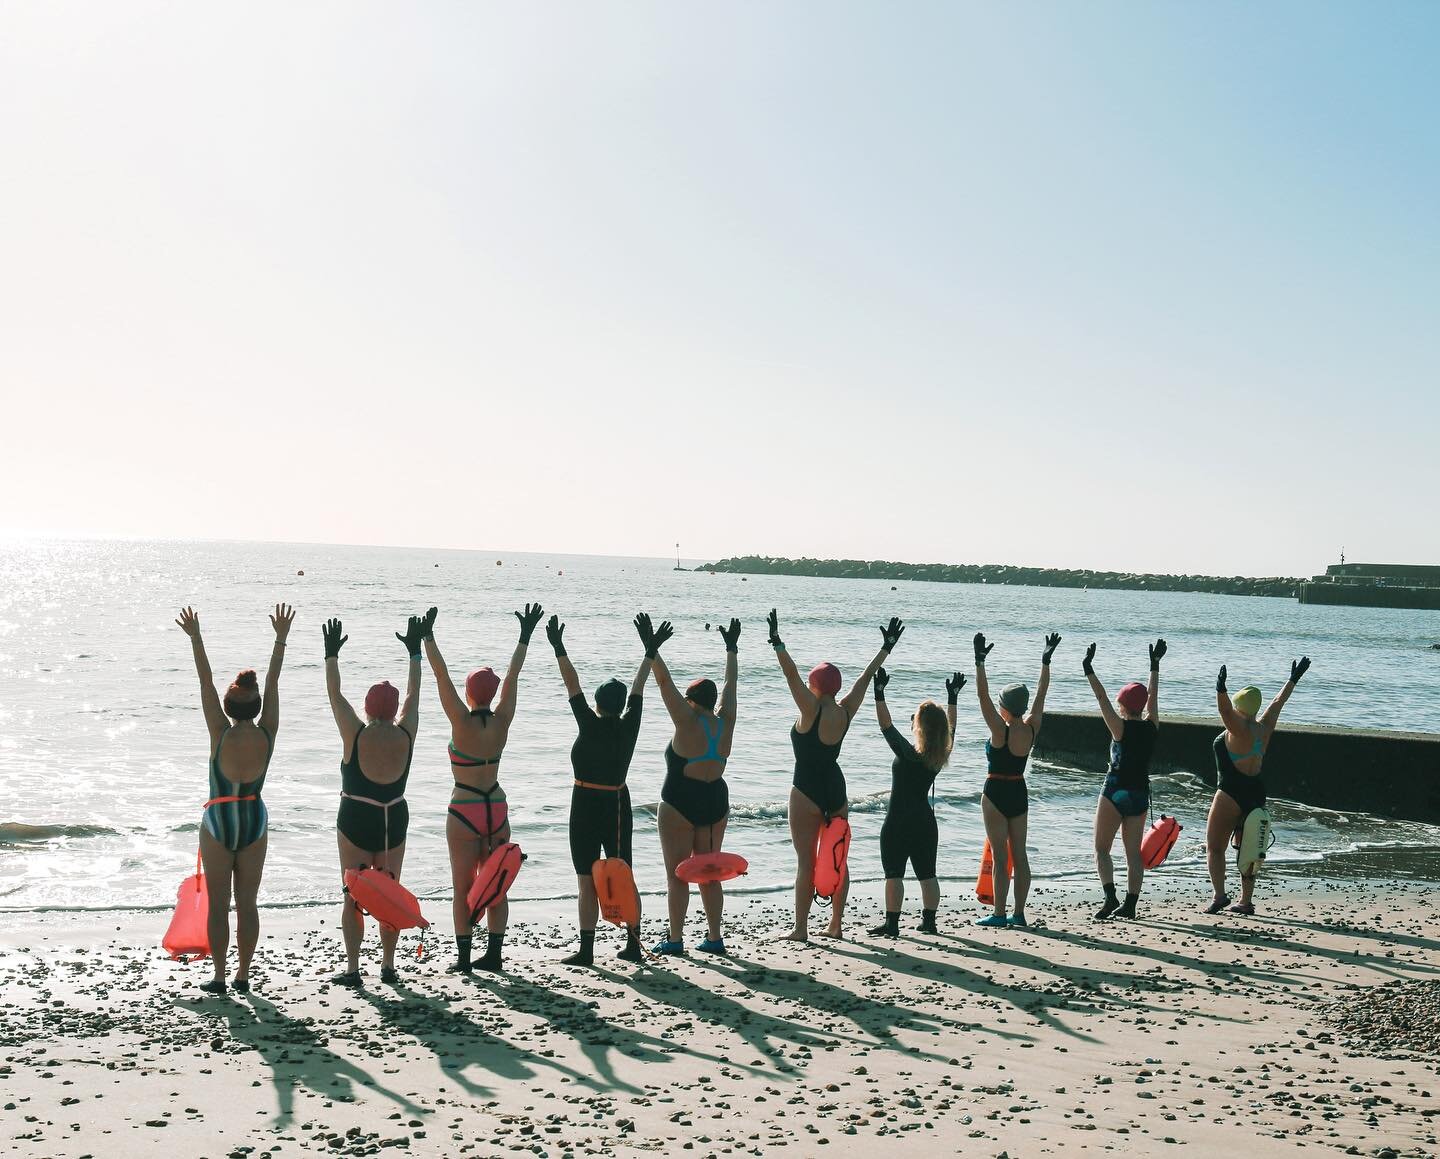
[
  {"xmin": 986, "ymin": 774, "xmax": 1025, "ymax": 782},
  {"xmin": 341, "ymin": 792, "xmax": 406, "ymax": 808},
  {"xmin": 574, "ymin": 779, "xmax": 623, "ymax": 792},
  {"xmin": 204, "ymin": 795, "xmax": 257, "ymax": 807}
]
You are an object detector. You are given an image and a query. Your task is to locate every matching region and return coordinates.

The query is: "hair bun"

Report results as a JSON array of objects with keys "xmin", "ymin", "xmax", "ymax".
[{"xmin": 235, "ymin": 669, "xmax": 259, "ymax": 690}]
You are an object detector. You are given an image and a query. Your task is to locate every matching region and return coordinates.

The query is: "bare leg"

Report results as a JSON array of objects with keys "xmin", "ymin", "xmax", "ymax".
[
  {"xmin": 1205, "ymin": 792, "xmax": 1241, "ymax": 904},
  {"xmin": 199, "ymin": 829, "xmax": 235, "ymax": 987},
  {"xmin": 919, "ymin": 877, "xmax": 939, "ymax": 911},
  {"xmin": 980, "ymin": 796, "xmax": 1012, "ymax": 917},
  {"xmin": 788, "ymin": 788, "xmax": 823, "ymax": 940},
  {"xmin": 821, "ymin": 815, "xmax": 850, "ymax": 939},
  {"xmin": 376, "ymin": 842, "xmax": 407, "ymax": 971},
  {"xmin": 231, "ymin": 833, "xmax": 267, "ymax": 983},
  {"xmin": 695, "ymin": 816, "xmax": 727, "ymax": 943},
  {"xmin": 1120, "ymin": 814, "xmax": 1145, "ymax": 897},
  {"xmin": 577, "ymin": 876, "xmax": 599, "ymax": 929},
  {"xmin": 1093, "ymin": 796, "xmax": 1121, "ymax": 887},
  {"xmin": 1009, "ymin": 814, "xmax": 1031, "ymax": 916},
  {"xmin": 656, "ymin": 802, "xmax": 695, "ymax": 942},
  {"xmin": 1238, "ymin": 873, "xmax": 1257, "ymax": 907},
  {"xmin": 446, "ymin": 814, "xmax": 485, "ymax": 940},
  {"xmin": 884, "ymin": 878, "xmax": 904, "ymax": 912},
  {"xmin": 336, "ymin": 830, "xmax": 366, "ymax": 974}
]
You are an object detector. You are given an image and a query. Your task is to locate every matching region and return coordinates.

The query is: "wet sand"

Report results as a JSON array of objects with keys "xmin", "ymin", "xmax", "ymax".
[{"xmin": 3, "ymin": 878, "xmax": 1438, "ymax": 1157}]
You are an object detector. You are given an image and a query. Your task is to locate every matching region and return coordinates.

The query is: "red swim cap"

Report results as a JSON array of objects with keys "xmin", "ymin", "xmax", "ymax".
[
  {"xmin": 466, "ymin": 667, "xmax": 500, "ymax": 707},
  {"xmin": 1117, "ymin": 682, "xmax": 1148, "ymax": 714},
  {"xmin": 365, "ymin": 681, "xmax": 400, "ymax": 721},
  {"xmin": 808, "ymin": 662, "xmax": 842, "ymax": 697}
]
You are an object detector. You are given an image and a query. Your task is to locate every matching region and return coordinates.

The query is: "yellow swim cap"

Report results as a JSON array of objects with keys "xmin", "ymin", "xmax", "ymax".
[{"xmin": 1232, "ymin": 686, "xmax": 1262, "ymax": 716}]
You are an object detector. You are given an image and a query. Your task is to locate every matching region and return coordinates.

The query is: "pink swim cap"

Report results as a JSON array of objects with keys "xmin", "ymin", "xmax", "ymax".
[
  {"xmin": 365, "ymin": 681, "xmax": 400, "ymax": 721},
  {"xmin": 466, "ymin": 667, "xmax": 500, "ymax": 707},
  {"xmin": 808, "ymin": 662, "xmax": 842, "ymax": 697},
  {"xmin": 1117, "ymin": 682, "xmax": 1148, "ymax": 714}
]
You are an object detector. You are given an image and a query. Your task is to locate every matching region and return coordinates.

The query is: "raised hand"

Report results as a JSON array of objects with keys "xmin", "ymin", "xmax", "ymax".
[
  {"xmin": 419, "ymin": 606, "xmax": 438, "ymax": 640},
  {"xmin": 974, "ymin": 632, "xmax": 994, "ymax": 666},
  {"xmin": 1290, "ymin": 656, "xmax": 1311, "ymax": 684},
  {"xmin": 719, "ymin": 618, "xmax": 741, "ymax": 653},
  {"xmin": 652, "ymin": 619, "xmax": 675, "ymax": 653},
  {"xmin": 323, "ymin": 618, "xmax": 348, "ymax": 659},
  {"xmin": 1149, "ymin": 638, "xmax": 1167, "ymax": 670},
  {"xmin": 514, "ymin": 602, "xmax": 544, "ymax": 645},
  {"xmin": 396, "ymin": 615, "xmax": 424, "ymax": 656},
  {"xmin": 546, "ymin": 615, "xmax": 567, "ymax": 657},
  {"xmin": 1042, "ymin": 632, "xmax": 1061, "ymax": 666},
  {"xmin": 270, "ymin": 603, "xmax": 295, "ymax": 641},
  {"xmin": 1217, "ymin": 664, "xmax": 1228, "ymax": 693},
  {"xmin": 767, "ymin": 609, "xmax": 784, "ymax": 650},
  {"xmin": 634, "ymin": 612, "xmax": 655, "ymax": 656},
  {"xmin": 873, "ymin": 666, "xmax": 890, "ymax": 700},
  {"xmin": 946, "ymin": 671, "xmax": 967, "ymax": 704},
  {"xmin": 882, "ymin": 617, "xmax": 905, "ymax": 652},
  {"xmin": 175, "ymin": 606, "xmax": 201, "ymax": 638},
  {"xmin": 1083, "ymin": 643, "xmax": 1096, "ymax": 676}
]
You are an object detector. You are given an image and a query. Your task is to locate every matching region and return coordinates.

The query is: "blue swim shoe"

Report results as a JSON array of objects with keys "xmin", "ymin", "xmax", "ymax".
[
  {"xmin": 1007, "ymin": 913, "xmax": 1029, "ymax": 928},
  {"xmin": 697, "ymin": 938, "xmax": 726, "ymax": 955},
  {"xmin": 652, "ymin": 939, "xmax": 685, "ymax": 956},
  {"xmin": 974, "ymin": 914, "xmax": 1009, "ymax": 928}
]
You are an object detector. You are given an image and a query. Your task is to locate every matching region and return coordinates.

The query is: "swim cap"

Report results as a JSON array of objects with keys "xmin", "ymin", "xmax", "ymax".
[
  {"xmin": 1117, "ymin": 682, "xmax": 1149, "ymax": 715},
  {"xmin": 686, "ymin": 678, "xmax": 718, "ymax": 711},
  {"xmin": 998, "ymin": 683, "xmax": 1030, "ymax": 715},
  {"xmin": 595, "ymin": 679, "xmax": 627, "ymax": 715},
  {"xmin": 224, "ymin": 669, "xmax": 261, "ymax": 720},
  {"xmin": 365, "ymin": 681, "xmax": 400, "ymax": 721},
  {"xmin": 1233, "ymin": 686, "xmax": 1262, "ymax": 716},
  {"xmin": 808, "ymin": 662, "xmax": 842, "ymax": 697},
  {"xmin": 466, "ymin": 667, "xmax": 501, "ymax": 707}
]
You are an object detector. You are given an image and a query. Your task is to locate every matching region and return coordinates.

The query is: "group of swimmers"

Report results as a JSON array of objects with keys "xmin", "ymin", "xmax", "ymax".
[{"xmin": 176, "ymin": 603, "xmax": 1311, "ymax": 994}]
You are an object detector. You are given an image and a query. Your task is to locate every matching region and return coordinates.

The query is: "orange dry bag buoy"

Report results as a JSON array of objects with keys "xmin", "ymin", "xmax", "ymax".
[
  {"xmin": 468, "ymin": 842, "xmax": 524, "ymax": 922},
  {"xmin": 975, "ymin": 839, "xmax": 1014, "ymax": 906},
  {"xmin": 1141, "ymin": 814, "xmax": 1182, "ymax": 869},
  {"xmin": 813, "ymin": 817, "xmax": 851, "ymax": 900},
  {"xmin": 592, "ymin": 857, "xmax": 640, "ymax": 928},
  {"xmin": 163, "ymin": 853, "xmax": 211, "ymax": 961},
  {"xmin": 675, "ymin": 850, "xmax": 748, "ymax": 885},
  {"xmin": 344, "ymin": 867, "xmax": 429, "ymax": 932}
]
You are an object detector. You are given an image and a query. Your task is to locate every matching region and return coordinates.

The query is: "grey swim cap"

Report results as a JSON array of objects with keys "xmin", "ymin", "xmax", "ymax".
[
  {"xmin": 999, "ymin": 683, "xmax": 1030, "ymax": 715},
  {"xmin": 595, "ymin": 679, "xmax": 627, "ymax": 715}
]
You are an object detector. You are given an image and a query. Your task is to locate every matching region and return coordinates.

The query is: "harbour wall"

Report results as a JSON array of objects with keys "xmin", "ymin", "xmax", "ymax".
[{"xmin": 1033, "ymin": 711, "xmax": 1440, "ymax": 825}]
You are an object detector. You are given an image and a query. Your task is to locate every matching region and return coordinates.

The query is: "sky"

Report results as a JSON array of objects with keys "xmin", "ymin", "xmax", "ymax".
[{"xmin": 1, "ymin": 2, "xmax": 1436, "ymax": 577}]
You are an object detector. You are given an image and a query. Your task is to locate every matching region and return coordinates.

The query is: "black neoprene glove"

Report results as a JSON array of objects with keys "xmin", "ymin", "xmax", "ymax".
[
  {"xmin": 1082, "ymin": 643, "xmax": 1096, "ymax": 677},
  {"xmin": 514, "ymin": 602, "xmax": 544, "ymax": 645},
  {"xmin": 634, "ymin": 613, "xmax": 656, "ymax": 657},
  {"xmin": 1217, "ymin": 665, "xmax": 1228, "ymax": 693},
  {"xmin": 946, "ymin": 671, "xmax": 966, "ymax": 704},
  {"xmin": 651, "ymin": 620, "xmax": 675, "ymax": 653},
  {"xmin": 419, "ymin": 607, "xmax": 438, "ymax": 641},
  {"xmin": 546, "ymin": 615, "xmax": 566, "ymax": 657},
  {"xmin": 1290, "ymin": 656, "xmax": 1311, "ymax": 684},
  {"xmin": 396, "ymin": 615, "xmax": 424, "ymax": 657},
  {"xmin": 1042, "ymin": 633, "xmax": 1061, "ymax": 666},
  {"xmin": 323, "ymin": 618, "xmax": 347, "ymax": 659},
  {"xmin": 767, "ymin": 609, "xmax": 785, "ymax": 650},
  {"xmin": 974, "ymin": 632, "xmax": 994, "ymax": 666},
  {"xmin": 882, "ymin": 617, "xmax": 904, "ymax": 652},
  {"xmin": 1150, "ymin": 638, "xmax": 1167, "ymax": 671},
  {"xmin": 873, "ymin": 667, "xmax": 889, "ymax": 701},
  {"xmin": 719, "ymin": 618, "xmax": 741, "ymax": 653}
]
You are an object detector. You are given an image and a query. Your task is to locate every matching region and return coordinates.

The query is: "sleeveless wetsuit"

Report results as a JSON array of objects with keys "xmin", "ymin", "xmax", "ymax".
[
  {"xmin": 879, "ymin": 725, "xmax": 940, "ymax": 880},
  {"xmin": 336, "ymin": 724, "xmax": 413, "ymax": 852},
  {"xmin": 661, "ymin": 714, "xmax": 729, "ymax": 828},
  {"xmin": 1214, "ymin": 731, "xmax": 1265, "ymax": 819},
  {"xmin": 448, "ymin": 708, "xmax": 509, "ymax": 838},
  {"xmin": 1102, "ymin": 718, "xmax": 1156, "ymax": 818},
  {"xmin": 203, "ymin": 725, "xmax": 273, "ymax": 852},
  {"xmin": 568, "ymin": 692, "xmax": 642, "ymax": 874},
  {"xmin": 983, "ymin": 724, "xmax": 1031, "ymax": 819},
  {"xmin": 792, "ymin": 708, "xmax": 849, "ymax": 818}
]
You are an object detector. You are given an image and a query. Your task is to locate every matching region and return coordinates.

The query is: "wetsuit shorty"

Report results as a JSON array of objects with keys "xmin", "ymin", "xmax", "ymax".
[
  {"xmin": 661, "ymin": 714, "xmax": 729, "ymax": 828},
  {"xmin": 203, "ymin": 725, "xmax": 273, "ymax": 852},
  {"xmin": 1102, "ymin": 718, "xmax": 1156, "ymax": 818},
  {"xmin": 1214, "ymin": 731, "xmax": 1266, "ymax": 821},
  {"xmin": 879, "ymin": 725, "xmax": 940, "ymax": 880},
  {"xmin": 568, "ymin": 692, "xmax": 642, "ymax": 874},
  {"xmin": 983, "ymin": 724, "xmax": 1031, "ymax": 819},
  {"xmin": 448, "ymin": 709, "xmax": 509, "ymax": 838},
  {"xmin": 336, "ymin": 724, "xmax": 413, "ymax": 852},
  {"xmin": 792, "ymin": 708, "xmax": 849, "ymax": 818}
]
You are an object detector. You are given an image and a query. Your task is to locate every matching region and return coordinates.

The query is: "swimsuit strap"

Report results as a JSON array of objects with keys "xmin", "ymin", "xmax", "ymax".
[
  {"xmin": 340, "ymin": 791, "xmax": 406, "ymax": 851},
  {"xmin": 453, "ymin": 781, "xmax": 501, "ymax": 837},
  {"xmin": 449, "ymin": 741, "xmax": 502, "ymax": 767},
  {"xmin": 686, "ymin": 715, "xmax": 727, "ymax": 768}
]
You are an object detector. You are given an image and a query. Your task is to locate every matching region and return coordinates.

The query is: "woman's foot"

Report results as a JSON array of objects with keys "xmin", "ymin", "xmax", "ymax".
[
  {"xmin": 652, "ymin": 939, "xmax": 685, "ymax": 956},
  {"xmin": 1228, "ymin": 902, "xmax": 1255, "ymax": 916},
  {"xmin": 784, "ymin": 928, "xmax": 809, "ymax": 942},
  {"xmin": 1006, "ymin": 913, "xmax": 1028, "ymax": 928},
  {"xmin": 1203, "ymin": 894, "xmax": 1231, "ymax": 915},
  {"xmin": 198, "ymin": 978, "xmax": 226, "ymax": 995},
  {"xmin": 330, "ymin": 970, "xmax": 362, "ymax": 988},
  {"xmin": 1114, "ymin": 894, "xmax": 1139, "ymax": 920},
  {"xmin": 697, "ymin": 937, "xmax": 726, "ymax": 955},
  {"xmin": 817, "ymin": 925, "xmax": 844, "ymax": 940},
  {"xmin": 975, "ymin": 914, "xmax": 1008, "ymax": 928},
  {"xmin": 380, "ymin": 966, "xmax": 400, "ymax": 984},
  {"xmin": 1094, "ymin": 890, "xmax": 1121, "ymax": 921},
  {"xmin": 230, "ymin": 976, "xmax": 251, "ymax": 994}
]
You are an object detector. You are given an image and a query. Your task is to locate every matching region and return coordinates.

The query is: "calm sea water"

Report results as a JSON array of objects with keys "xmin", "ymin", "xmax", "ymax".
[{"xmin": 2, "ymin": 538, "xmax": 1439, "ymax": 913}]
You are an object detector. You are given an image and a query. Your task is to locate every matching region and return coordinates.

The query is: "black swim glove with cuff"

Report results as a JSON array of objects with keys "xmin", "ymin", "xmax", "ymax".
[
  {"xmin": 1082, "ymin": 643, "xmax": 1096, "ymax": 677},
  {"xmin": 1149, "ymin": 638, "xmax": 1167, "ymax": 671},
  {"xmin": 873, "ymin": 667, "xmax": 889, "ymax": 701},
  {"xmin": 545, "ymin": 615, "xmax": 567, "ymax": 658},
  {"xmin": 514, "ymin": 603, "xmax": 544, "ymax": 646},
  {"xmin": 1042, "ymin": 633, "xmax": 1061, "ymax": 666},
  {"xmin": 767, "ymin": 609, "xmax": 785, "ymax": 651},
  {"xmin": 719, "ymin": 618, "xmax": 741, "ymax": 653},
  {"xmin": 974, "ymin": 632, "xmax": 994, "ymax": 666},
  {"xmin": 945, "ymin": 672, "xmax": 966, "ymax": 705}
]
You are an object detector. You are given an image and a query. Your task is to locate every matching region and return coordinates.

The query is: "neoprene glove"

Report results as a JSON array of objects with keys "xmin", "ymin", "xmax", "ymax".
[
  {"xmin": 1082, "ymin": 643, "xmax": 1096, "ymax": 676},
  {"xmin": 1290, "ymin": 656, "xmax": 1311, "ymax": 684},
  {"xmin": 974, "ymin": 632, "xmax": 994, "ymax": 666},
  {"xmin": 946, "ymin": 671, "xmax": 966, "ymax": 704},
  {"xmin": 634, "ymin": 613, "xmax": 656, "ymax": 656},
  {"xmin": 652, "ymin": 620, "xmax": 675, "ymax": 653},
  {"xmin": 1043, "ymin": 633, "xmax": 1061, "ymax": 666},
  {"xmin": 514, "ymin": 603, "xmax": 544, "ymax": 645},
  {"xmin": 546, "ymin": 615, "xmax": 566, "ymax": 657},
  {"xmin": 882, "ymin": 617, "xmax": 905, "ymax": 652},
  {"xmin": 323, "ymin": 618, "xmax": 347, "ymax": 659},
  {"xmin": 1150, "ymin": 638, "xmax": 1167, "ymax": 671},
  {"xmin": 720, "ymin": 618, "xmax": 741, "ymax": 653},
  {"xmin": 419, "ymin": 606, "xmax": 438, "ymax": 641},
  {"xmin": 1217, "ymin": 665, "xmax": 1228, "ymax": 693},
  {"xmin": 767, "ymin": 609, "xmax": 784, "ymax": 650},
  {"xmin": 873, "ymin": 666, "xmax": 889, "ymax": 700},
  {"xmin": 396, "ymin": 615, "xmax": 424, "ymax": 657}
]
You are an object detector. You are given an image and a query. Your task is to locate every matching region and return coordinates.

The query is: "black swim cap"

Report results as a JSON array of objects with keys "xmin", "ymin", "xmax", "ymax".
[
  {"xmin": 686, "ymin": 678, "xmax": 718, "ymax": 711},
  {"xmin": 595, "ymin": 679, "xmax": 627, "ymax": 715}
]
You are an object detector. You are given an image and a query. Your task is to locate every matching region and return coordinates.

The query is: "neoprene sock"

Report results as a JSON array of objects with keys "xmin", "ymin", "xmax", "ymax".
[
  {"xmin": 451, "ymin": 934, "xmax": 473, "ymax": 972},
  {"xmin": 618, "ymin": 927, "xmax": 643, "ymax": 962},
  {"xmin": 475, "ymin": 931, "xmax": 504, "ymax": 972},
  {"xmin": 919, "ymin": 908, "xmax": 938, "ymax": 934},
  {"xmin": 562, "ymin": 930, "xmax": 596, "ymax": 966},
  {"xmin": 1115, "ymin": 892, "xmax": 1139, "ymax": 919},
  {"xmin": 868, "ymin": 912, "xmax": 901, "ymax": 938},
  {"xmin": 1095, "ymin": 884, "xmax": 1121, "ymax": 921}
]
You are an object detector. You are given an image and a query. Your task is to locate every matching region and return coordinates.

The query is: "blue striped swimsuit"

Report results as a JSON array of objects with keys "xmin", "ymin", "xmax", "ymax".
[{"xmin": 203, "ymin": 725, "xmax": 272, "ymax": 851}]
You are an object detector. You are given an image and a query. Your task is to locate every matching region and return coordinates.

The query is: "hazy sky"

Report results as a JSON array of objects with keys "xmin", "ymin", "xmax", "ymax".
[{"xmin": 2, "ymin": 3, "xmax": 1436, "ymax": 576}]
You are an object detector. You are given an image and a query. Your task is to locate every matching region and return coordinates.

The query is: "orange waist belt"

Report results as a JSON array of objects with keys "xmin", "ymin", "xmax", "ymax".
[{"xmin": 574, "ymin": 780, "xmax": 623, "ymax": 792}]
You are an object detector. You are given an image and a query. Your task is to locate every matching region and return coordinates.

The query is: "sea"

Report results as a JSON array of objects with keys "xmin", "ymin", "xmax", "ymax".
[{"xmin": 3, "ymin": 538, "xmax": 1439, "ymax": 915}]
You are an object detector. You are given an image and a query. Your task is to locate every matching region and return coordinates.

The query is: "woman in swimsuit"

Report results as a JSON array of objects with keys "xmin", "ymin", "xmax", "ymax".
[
  {"xmin": 176, "ymin": 604, "xmax": 293, "ymax": 995},
  {"xmin": 1083, "ymin": 639, "xmax": 1164, "ymax": 921},
  {"xmin": 867, "ymin": 666, "xmax": 961, "ymax": 938},
  {"xmin": 973, "ymin": 631, "xmax": 1056, "ymax": 928},
  {"xmin": 546, "ymin": 611, "xmax": 654, "ymax": 966},
  {"xmin": 650, "ymin": 617, "xmax": 740, "ymax": 956},
  {"xmin": 1206, "ymin": 656, "xmax": 1311, "ymax": 916},
  {"xmin": 420, "ymin": 602, "xmax": 543, "ymax": 974},
  {"xmin": 324, "ymin": 613, "xmax": 426, "ymax": 987},
  {"xmin": 771, "ymin": 609, "xmax": 901, "ymax": 941}
]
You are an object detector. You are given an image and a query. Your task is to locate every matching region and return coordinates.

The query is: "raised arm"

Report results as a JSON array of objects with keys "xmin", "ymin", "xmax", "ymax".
[
  {"xmin": 1082, "ymin": 642, "xmax": 1123, "ymax": 740},
  {"xmin": 323, "ymin": 617, "xmax": 363, "ymax": 737},
  {"xmin": 841, "ymin": 617, "xmax": 903, "ymax": 718},
  {"xmin": 974, "ymin": 632, "xmax": 1005, "ymax": 743},
  {"xmin": 1215, "ymin": 664, "xmax": 1244, "ymax": 731},
  {"xmin": 768, "ymin": 609, "xmax": 812, "ymax": 712},
  {"xmin": 1026, "ymin": 632, "xmax": 1059, "ymax": 731},
  {"xmin": 873, "ymin": 666, "xmax": 894, "ymax": 731},
  {"xmin": 638, "ymin": 613, "xmax": 686, "ymax": 723},
  {"xmin": 395, "ymin": 615, "xmax": 424, "ymax": 735},
  {"xmin": 259, "ymin": 603, "xmax": 293, "ymax": 736},
  {"xmin": 1147, "ymin": 638, "xmax": 1166, "ymax": 725},
  {"xmin": 420, "ymin": 608, "xmax": 467, "ymax": 727},
  {"xmin": 945, "ymin": 671, "xmax": 964, "ymax": 739},
  {"xmin": 176, "ymin": 606, "xmax": 228, "ymax": 742},
  {"xmin": 497, "ymin": 602, "xmax": 543, "ymax": 723},
  {"xmin": 1261, "ymin": 657, "xmax": 1309, "ymax": 730},
  {"xmin": 718, "ymin": 618, "xmax": 740, "ymax": 723},
  {"xmin": 546, "ymin": 615, "xmax": 584, "ymax": 700}
]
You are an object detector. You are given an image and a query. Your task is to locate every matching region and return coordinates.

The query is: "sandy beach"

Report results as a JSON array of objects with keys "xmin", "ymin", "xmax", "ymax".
[{"xmin": 3, "ymin": 877, "xmax": 1438, "ymax": 1158}]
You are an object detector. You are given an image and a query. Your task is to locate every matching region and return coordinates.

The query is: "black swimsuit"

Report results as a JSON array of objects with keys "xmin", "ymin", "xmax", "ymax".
[
  {"xmin": 336, "ymin": 724, "xmax": 412, "ymax": 852},
  {"xmin": 983, "ymin": 724, "xmax": 1031, "ymax": 819},
  {"xmin": 661, "ymin": 715, "xmax": 729, "ymax": 828},
  {"xmin": 879, "ymin": 725, "xmax": 940, "ymax": 880},
  {"xmin": 567, "ymin": 693, "xmax": 642, "ymax": 875},
  {"xmin": 1102, "ymin": 718, "xmax": 1156, "ymax": 818},
  {"xmin": 792, "ymin": 708, "xmax": 849, "ymax": 818},
  {"xmin": 1214, "ymin": 733, "xmax": 1266, "ymax": 819}
]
